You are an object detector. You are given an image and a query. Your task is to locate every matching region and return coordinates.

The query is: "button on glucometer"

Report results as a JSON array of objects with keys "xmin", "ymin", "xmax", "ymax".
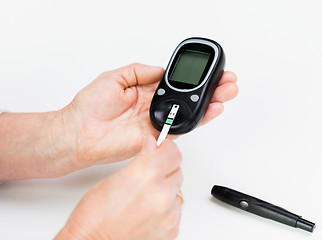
[
  {"xmin": 190, "ymin": 94, "xmax": 199, "ymax": 102},
  {"xmin": 149, "ymin": 38, "xmax": 225, "ymax": 135},
  {"xmin": 239, "ymin": 200, "xmax": 249, "ymax": 209},
  {"xmin": 157, "ymin": 88, "xmax": 166, "ymax": 96}
]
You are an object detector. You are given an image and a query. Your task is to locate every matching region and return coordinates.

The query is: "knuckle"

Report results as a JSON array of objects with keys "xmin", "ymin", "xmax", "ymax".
[
  {"xmin": 153, "ymin": 190, "xmax": 172, "ymax": 212},
  {"xmin": 159, "ymin": 193, "xmax": 172, "ymax": 209},
  {"xmin": 129, "ymin": 63, "xmax": 141, "ymax": 76},
  {"xmin": 175, "ymin": 148, "xmax": 182, "ymax": 163},
  {"xmin": 129, "ymin": 62, "xmax": 141, "ymax": 67},
  {"xmin": 169, "ymin": 147, "xmax": 182, "ymax": 168},
  {"xmin": 132, "ymin": 156, "xmax": 158, "ymax": 181},
  {"xmin": 142, "ymin": 167, "xmax": 158, "ymax": 182},
  {"xmin": 99, "ymin": 70, "xmax": 114, "ymax": 79},
  {"xmin": 148, "ymin": 163, "xmax": 164, "ymax": 180},
  {"xmin": 167, "ymin": 226, "xmax": 180, "ymax": 240},
  {"xmin": 119, "ymin": 63, "xmax": 142, "ymax": 85},
  {"xmin": 164, "ymin": 211, "xmax": 179, "ymax": 229},
  {"xmin": 177, "ymin": 168, "xmax": 184, "ymax": 186}
]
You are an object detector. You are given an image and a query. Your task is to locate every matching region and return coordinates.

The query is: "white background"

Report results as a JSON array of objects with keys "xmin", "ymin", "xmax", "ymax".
[{"xmin": 0, "ymin": 0, "xmax": 321, "ymax": 239}]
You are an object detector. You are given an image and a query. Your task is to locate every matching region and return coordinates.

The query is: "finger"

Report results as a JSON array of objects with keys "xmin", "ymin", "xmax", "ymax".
[
  {"xmin": 114, "ymin": 63, "xmax": 164, "ymax": 88},
  {"xmin": 139, "ymin": 134, "xmax": 158, "ymax": 155},
  {"xmin": 211, "ymin": 82, "xmax": 239, "ymax": 103},
  {"xmin": 199, "ymin": 102, "xmax": 224, "ymax": 126},
  {"xmin": 127, "ymin": 134, "xmax": 157, "ymax": 169},
  {"xmin": 160, "ymin": 196, "xmax": 182, "ymax": 239},
  {"xmin": 161, "ymin": 199, "xmax": 182, "ymax": 230},
  {"xmin": 164, "ymin": 168, "xmax": 184, "ymax": 193},
  {"xmin": 164, "ymin": 225, "xmax": 180, "ymax": 240},
  {"xmin": 131, "ymin": 138, "xmax": 181, "ymax": 178},
  {"xmin": 218, "ymin": 71, "xmax": 238, "ymax": 86},
  {"xmin": 152, "ymin": 139, "xmax": 182, "ymax": 177}
]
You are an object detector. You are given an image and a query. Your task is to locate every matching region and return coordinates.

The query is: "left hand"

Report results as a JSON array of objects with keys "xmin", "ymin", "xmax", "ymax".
[{"xmin": 62, "ymin": 63, "xmax": 238, "ymax": 170}]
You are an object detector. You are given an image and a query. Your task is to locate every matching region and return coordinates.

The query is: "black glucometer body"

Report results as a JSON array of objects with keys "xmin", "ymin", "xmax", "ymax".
[{"xmin": 150, "ymin": 37, "xmax": 225, "ymax": 135}]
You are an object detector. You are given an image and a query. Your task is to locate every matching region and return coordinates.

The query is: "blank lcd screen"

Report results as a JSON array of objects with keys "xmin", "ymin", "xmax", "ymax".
[{"xmin": 169, "ymin": 50, "xmax": 211, "ymax": 86}]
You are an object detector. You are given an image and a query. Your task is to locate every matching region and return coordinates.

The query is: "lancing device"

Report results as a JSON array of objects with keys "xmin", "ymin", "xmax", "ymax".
[{"xmin": 211, "ymin": 185, "xmax": 315, "ymax": 233}]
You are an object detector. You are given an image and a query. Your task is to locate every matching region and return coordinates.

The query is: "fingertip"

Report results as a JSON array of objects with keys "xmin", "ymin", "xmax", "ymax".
[
  {"xmin": 157, "ymin": 138, "xmax": 181, "ymax": 159},
  {"xmin": 200, "ymin": 102, "xmax": 224, "ymax": 126},
  {"xmin": 210, "ymin": 101, "xmax": 224, "ymax": 115},
  {"xmin": 224, "ymin": 81, "xmax": 239, "ymax": 99},
  {"xmin": 218, "ymin": 71, "xmax": 238, "ymax": 85},
  {"xmin": 132, "ymin": 62, "xmax": 164, "ymax": 74},
  {"xmin": 232, "ymin": 82, "xmax": 239, "ymax": 97},
  {"xmin": 225, "ymin": 71, "xmax": 238, "ymax": 82},
  {"xmin": 129, "ymin": 135, "xmax": 157, "ymax": 172},
  {"xmin": 212, "ymin": 81, "xmax": 239, "ymax": 103},
  {"xmin": 147, "ymin": 65, "xmax": 165, "ymax": 77},
  {"xmin": 113, "ymin": 63, "xmax": 165, "ymax": 87},
  {"xmin": 142, "ymin": 138, "xmax": 182, "ymax": 177},
  {"xmin": 141, "ymin": 134, "xmax": 158, "ymax": 153},
  {"xmin": 131, "ymin": 63, "xmax": 164, "ymax": 85},
  {"xmin": 159, "ymin": 139, "xmax": 182, "ymax": 163},
  {"xmin": 158, "ymin": 138, "xmax": 175, "ymax": 149},
  {"xmin": 226, "ymin": 71, "xmax": 238, "ymax": 82}
]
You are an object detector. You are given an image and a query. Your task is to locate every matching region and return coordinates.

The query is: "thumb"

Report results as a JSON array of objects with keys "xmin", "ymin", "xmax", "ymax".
[
  {"xmin": 139, "ymin": 134, "xmax": 158, "ymax": 155},
  {"xmin": 114, "ymin": 63, "xmax": 164, "ymax": 87},
  {"xmin": 126, "ymin": 134, "xmax": 157, "ymax": 171}
]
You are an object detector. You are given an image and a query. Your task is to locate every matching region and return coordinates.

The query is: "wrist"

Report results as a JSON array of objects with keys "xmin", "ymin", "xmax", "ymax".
[
  {"xmin": 55, "ymin": 216, "xmax": 111, "ymax": 240},
  {"xmin": 0, "ymin": 111, "xmax": 76, "ymax": 180},
  {"xmin": 44, "ymin": 107, "xmax": 79, "ymax": 177}
]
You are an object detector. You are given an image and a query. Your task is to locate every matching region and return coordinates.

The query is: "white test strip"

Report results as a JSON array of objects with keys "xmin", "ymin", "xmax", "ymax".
[{"xmin": 156, "ymin": 104, "xmax": 180, "ymax": 146}]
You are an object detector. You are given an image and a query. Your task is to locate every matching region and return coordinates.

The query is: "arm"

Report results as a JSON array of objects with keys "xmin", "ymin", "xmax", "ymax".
[
  {"xmin": 0, "ymin": 63, "xmax": 238, "ymax": 181},
  {"xmin": 55, "ymin": 136, "xmax": 183, "ymax": 240},
  {"xmin": 0, "ymin": 110, "xmax": 77, "ymax": 180}
]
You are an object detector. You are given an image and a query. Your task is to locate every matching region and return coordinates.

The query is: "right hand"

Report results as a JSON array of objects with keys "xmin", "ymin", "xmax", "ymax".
[{"xmin": 56, "ymin": 135, "xmax": 184, "ymax": 240}]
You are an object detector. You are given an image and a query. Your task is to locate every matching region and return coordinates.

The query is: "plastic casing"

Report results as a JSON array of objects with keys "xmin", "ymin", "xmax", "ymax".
[
  {"xmin": 149, "ymin": 37, "xmax": 225, "ymax": 135},
  {"xmin": 211, "ymin": 185, "xmax": 315, "ymax": 233}
]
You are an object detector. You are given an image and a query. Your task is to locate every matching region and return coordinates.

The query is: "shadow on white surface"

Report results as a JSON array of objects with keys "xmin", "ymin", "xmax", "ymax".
[{"xmin": 0, "ymin": 161, "xmax": 128, "ymax": 203}]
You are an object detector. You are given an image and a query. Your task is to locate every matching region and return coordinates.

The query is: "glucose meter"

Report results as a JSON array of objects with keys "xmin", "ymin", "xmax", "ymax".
[{"xmin": 150, "ymin": 37, "xmax": 225, "ymax": 135}]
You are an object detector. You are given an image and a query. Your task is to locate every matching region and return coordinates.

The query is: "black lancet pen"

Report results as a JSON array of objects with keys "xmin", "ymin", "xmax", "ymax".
[{"xmin": 211, "ymin": 185, "xmax": 315, "ymax": 233}]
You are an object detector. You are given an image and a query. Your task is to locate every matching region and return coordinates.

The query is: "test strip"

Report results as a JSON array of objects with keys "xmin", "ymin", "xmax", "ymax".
[{"xmin": 156, "ymin": 104, "xmax": 180, "ymax": 146}]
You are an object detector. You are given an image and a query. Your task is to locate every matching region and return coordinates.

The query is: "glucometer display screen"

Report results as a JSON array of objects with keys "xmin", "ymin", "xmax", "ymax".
[{"xmin": 169, "ymin": 50, "xmax": 211, "ymax": 86}]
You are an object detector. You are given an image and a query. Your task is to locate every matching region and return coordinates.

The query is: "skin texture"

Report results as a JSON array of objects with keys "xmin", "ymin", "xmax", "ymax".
[
  {"xmin": 0, "ymin": 63, "xmax": 238, "ymax": 180},
  {"xmin": 69, "ymin": 64, "xmax": 238, "ymax": 167},
  {"xmin": 0, "ymin": 63, "xmax": 238, "ymax": 239},
  {"xmin": 56, "ymin": 136, "xmax": 184, "ymax": 240}
]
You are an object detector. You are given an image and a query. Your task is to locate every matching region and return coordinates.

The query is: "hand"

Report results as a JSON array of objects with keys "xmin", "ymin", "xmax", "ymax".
[
  {"xmin": 0, "ymin": 63, "xmax": 237, "ymax": 180},
  {"xmin": 64, "ymin": 63, "xmax": 238, "ymax": 169},
  {"xmin": 56, "ymin": 136, "xmax": 183, "ymax": 240}
]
